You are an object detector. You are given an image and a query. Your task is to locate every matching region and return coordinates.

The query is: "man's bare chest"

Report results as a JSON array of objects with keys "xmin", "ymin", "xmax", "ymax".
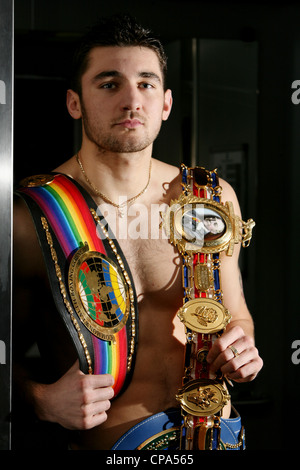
[
  {"xmin": 118, "ymin": 235, "xmax": 182, "ymax": 297},
  {"xmin": 101, "ymin": 203, "xmax": 181, "ymax": 293}
]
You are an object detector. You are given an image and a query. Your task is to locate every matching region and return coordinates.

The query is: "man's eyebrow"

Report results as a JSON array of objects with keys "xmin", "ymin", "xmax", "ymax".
[
  {"xmin": 92, "ymin": 70, "xmax": 161, "ymax": 83},
  {"xmin": 92, "ymin": 71, "xmax": 122, "ymax": 82},
  {"xmin": 138, "ymin": 72, "xmax": 161, "ymax": 83}
]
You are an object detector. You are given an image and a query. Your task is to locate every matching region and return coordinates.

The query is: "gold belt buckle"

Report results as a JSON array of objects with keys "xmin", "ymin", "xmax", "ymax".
[
  {"xmin": 177, "ymin": 298, "xmax": 231, "ymax": 335},
  {"xmin": 176, "ymin": 378, "xmax": 230, "ymax": 417}
]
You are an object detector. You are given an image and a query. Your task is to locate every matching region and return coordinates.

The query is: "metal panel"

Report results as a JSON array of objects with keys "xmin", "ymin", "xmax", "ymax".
[{"xmin": 0, "ymin": 0, "xmax": 13, "ymax": 450}]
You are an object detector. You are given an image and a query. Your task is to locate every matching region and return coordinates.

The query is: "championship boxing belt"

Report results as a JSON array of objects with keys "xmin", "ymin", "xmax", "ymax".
[
  {"xmin": 161, "ymin": 165, "xmax": 255, "ymax": 450},
  {"xmin": 17, "ymin": 173, "xmax": 138, "ymax": 397}
]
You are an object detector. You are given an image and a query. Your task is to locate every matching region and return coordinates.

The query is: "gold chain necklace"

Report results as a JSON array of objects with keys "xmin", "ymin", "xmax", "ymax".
[{"xmin": 76, "ymin": 153, "xmax": 152, "ymax": 217}]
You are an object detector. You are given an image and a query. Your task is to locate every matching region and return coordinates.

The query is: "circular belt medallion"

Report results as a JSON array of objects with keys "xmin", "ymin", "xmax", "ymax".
[
  {"xmin": 68, "ymin": 243, "xmax": 130, "ymax": 342},
  {"xmin": 20, "ymin": 174, "xmax": 55, "ymax": 188},
  {"xmin": 172, "ymin": 197, "xmax": 233, "ymax": 254},
  {"xmin": 177, "ymin": 298, "xmax": 231, "ymax": 334},
  {"xmin": 176, "ymin": 379, "xmax": 230, "ymax": 417}
]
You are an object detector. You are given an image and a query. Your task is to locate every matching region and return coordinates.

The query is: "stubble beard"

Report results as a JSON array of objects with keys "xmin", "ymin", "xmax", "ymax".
[{"xmin": 81, "ymin": 106, "xmax": 162, "ymax": 154}]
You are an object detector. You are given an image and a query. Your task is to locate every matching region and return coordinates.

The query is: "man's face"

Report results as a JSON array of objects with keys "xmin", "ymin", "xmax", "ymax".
[
  {"xmin": 203, "ymin": 216, "xmax": 224, "ymax": 235},
  {"xmin": 76, "ymin": 46, "xmax": 172, "ymax": 153}
]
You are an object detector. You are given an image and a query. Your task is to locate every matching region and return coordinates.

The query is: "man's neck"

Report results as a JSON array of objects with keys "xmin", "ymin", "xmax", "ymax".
[{"xmin": 74, "ymin": 143, "xmax": 153, "ymax": 205}]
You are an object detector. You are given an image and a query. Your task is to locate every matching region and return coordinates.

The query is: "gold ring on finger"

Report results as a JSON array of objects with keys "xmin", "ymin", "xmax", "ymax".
[{"xmin": 229, "ymin": 345, "xmax": 240, "ymax": 358}]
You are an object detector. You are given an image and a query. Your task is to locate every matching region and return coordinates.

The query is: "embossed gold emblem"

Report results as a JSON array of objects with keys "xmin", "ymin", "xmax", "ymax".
[
  {"xmin": 194, "ymin": 264, "xmax": 213, "ymax": 291},
  {"xmin": 177, "ymin": 298, "xmax": 231, "ymax": 334},
  {"xmin": 176, "ymin": 379, "xmax": 230, "ymax": 417},
  {"xmin": 68, "ymin": 243, "xmax": 130, "ymax": 342},
  {"xmin": 19, "ymin": 174, "xmax": 55, "ymax": 187}
]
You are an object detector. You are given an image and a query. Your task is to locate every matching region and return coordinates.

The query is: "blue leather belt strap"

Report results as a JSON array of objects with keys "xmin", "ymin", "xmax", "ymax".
[{"xmin": 111, "ymin": 408, "xmax": 245, "ymax": 451}]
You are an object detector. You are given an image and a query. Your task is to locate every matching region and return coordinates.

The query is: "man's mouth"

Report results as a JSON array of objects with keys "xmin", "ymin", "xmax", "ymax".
[{"xmin": 115, "ymin": 119, "xmax": 144, "ymax": 129}]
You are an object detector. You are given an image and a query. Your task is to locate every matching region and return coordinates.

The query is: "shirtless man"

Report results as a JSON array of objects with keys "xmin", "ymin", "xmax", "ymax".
[{"xmin": 13, "ymin": 15, "xmax": 263, "ymax": 450}]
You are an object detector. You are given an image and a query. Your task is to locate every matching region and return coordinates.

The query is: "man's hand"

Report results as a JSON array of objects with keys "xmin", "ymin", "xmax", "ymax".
[
  {"xmin": 206, "ymin": 325, "xmax": 263, "ymax": 383},
  {"xmin": 34, "ymin": 360, "xmax": 115, "ymax": 430}
]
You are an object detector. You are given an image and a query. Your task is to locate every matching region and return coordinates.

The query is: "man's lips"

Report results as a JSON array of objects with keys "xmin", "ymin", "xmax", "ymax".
[{"xmin": 115, "ymin": 119, "xmax": 144, "ymax": 129}]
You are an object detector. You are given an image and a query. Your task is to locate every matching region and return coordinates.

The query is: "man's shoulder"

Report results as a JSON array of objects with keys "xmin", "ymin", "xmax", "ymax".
[
  {"xmin": 152, "ymin": 159, "xmax": 181, "ymax": 199},
  {"xmin": 13, "ymin": 194, "xmax": 46, "ymax": 279},
  {"xmin": 213, "ymin": 176, "xmax": 244, "ymax": 222},
  {"xmin": 153, "ymin": 158, "xmax": 181, "ymax": 181},
  {"xmin": 218, "ymin": 177, "xmax": 240, "ymax": 208}
]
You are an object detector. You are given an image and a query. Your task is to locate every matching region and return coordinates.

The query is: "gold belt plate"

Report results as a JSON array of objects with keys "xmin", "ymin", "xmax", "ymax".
[
  {"xmin": 177, "ymin": 298, "xmax": 231, "ymax": 334},
  {"xmin": 68, "ymin": 243, "xmax": 130, "ymax": 342},
  {"xmin": 176, "ymin": 379, "xmax": 230, "ymax": 417}
]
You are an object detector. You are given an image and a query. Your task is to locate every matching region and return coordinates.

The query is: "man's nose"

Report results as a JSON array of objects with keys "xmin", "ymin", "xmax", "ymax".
[{"xmin": 120, "ymin": 85, "xmax": 141, "ymax": 111}]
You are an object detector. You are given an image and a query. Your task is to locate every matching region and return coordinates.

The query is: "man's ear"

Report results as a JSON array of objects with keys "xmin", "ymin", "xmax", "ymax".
[
  {"xmin": 66, "ymin": 89, "xmax": 82, "ymax": 119},
  {"xmin": 162, "ymin": 89, "xmax": 173, "ymax": 121}
]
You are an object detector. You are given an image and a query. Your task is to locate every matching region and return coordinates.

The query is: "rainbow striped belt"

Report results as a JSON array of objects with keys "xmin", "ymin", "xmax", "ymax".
[{"xmin": 17, "ymin": 173, "xmax": 138, "ymax": 397}]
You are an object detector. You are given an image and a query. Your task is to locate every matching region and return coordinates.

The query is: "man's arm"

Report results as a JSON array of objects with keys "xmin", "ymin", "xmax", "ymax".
[
  {"xmin": 24, "ymin": 360, "xmax": 114, "ymax": 430},
  {"xmin": 13, "ymin": 198, "xmax": 114, "ymax": 430},
  {"xmin": 206, "ymin": 180, "xmax": 263, "ymax": 382}
]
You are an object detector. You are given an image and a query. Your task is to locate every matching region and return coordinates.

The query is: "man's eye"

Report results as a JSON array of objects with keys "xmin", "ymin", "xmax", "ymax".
[
  {"xmin": 140, "ymin": 83, "xmax": 154, "ymax": 89},
  {"xmin": 101, "ymin": 82, "xmax": 116, "ymax": 89}
]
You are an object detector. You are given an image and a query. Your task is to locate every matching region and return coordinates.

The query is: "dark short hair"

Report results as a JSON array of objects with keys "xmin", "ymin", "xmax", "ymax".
[{"xmin": 70, "ymin": 14, "xmax": 168, "ymax": 95}]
